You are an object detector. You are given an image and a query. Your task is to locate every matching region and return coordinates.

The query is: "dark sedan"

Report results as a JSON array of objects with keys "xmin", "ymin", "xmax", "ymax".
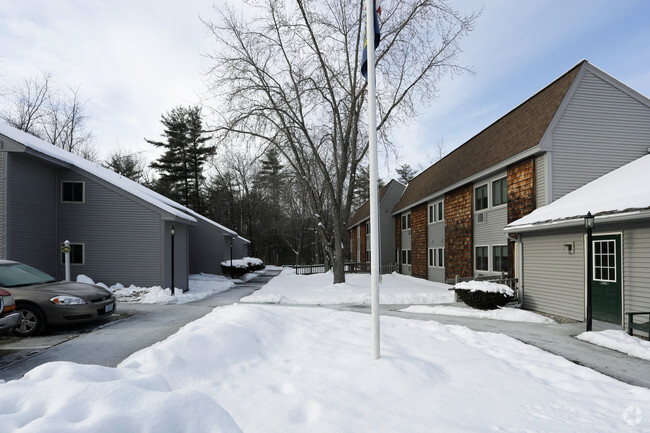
[{"xmin": 0, "ymin": 260, "xmax": 116, "ymax": 337}]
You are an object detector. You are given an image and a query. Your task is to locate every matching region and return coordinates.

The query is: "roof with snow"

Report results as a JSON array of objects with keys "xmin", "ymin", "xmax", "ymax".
[
  {"xmin": 506, "ymin": 153, "xmax": 650, "ymax": 231},
  {"xmin": 0, "ymin": 122, "xmax": 238, "ymax": 235}
]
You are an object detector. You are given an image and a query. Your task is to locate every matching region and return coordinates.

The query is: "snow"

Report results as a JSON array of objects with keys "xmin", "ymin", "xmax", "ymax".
[
  {"xmin": 401, "ymin": 305, "xmax": 556, "ymax": 323},
  {"xmin": 508, "ymin": 153, "xmax": 650, "ymax": 228},
  {"xmin": 78, "ymin": 273, "xmax": 235, "ymax": 304},
  {"xmin": 240, "ymin": 268, "xmax": 455, "ymax": 304},
  {"xmin": 454, "ymin": 280, "xmax": 515, "ymax": 296},
  {"xmin": 577, "ymin": 329, "xmax": 650, "ymax": 361},
  {"xmin": 1, "ymin": 304, "xmax": 649, "ymax": 432},
  {"xmin": 220, "ymin": 257, "xmax": 264, "ymax": 269}
]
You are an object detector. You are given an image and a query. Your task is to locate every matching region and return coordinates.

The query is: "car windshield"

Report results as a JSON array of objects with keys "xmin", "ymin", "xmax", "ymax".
[{"xmin": 0, "ymin": 264, "xmax": 56, "ymax": 287}]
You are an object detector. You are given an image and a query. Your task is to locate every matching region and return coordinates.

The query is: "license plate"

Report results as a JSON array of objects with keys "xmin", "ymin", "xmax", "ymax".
[{"xmin": 105, "ymin": 303, "xmax": 115, "ymax": 313}]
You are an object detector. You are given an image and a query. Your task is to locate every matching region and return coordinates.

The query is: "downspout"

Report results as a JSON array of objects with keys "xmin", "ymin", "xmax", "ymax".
[{"xmin": 507, "ymin": 233, "xmax": 523, "ymax": 306}]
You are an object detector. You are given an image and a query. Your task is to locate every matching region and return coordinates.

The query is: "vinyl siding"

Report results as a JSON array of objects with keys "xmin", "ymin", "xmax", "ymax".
[
  {"xmin": 56, "ymin": 169, "xmax": 166, "ymax": 288},
  {"xmin": 7, "ymin": 153, "xmax": 58, "ymax": 274},
  {"xmin": 0, "ymin": 151, "xmax": 6, "ymax": 258},
  {"xmin": 189, "ymin": 220, "xmax": 232, "ymax": 274},
  {"xmin": 623, "ymin": 223, "xmax": 650, "ymax": 332},
  {"xmin": 427, "ymin": 207, "xmax": 445, "ymax": 282},
  {"xmin": 522, "ymin": 230, "xmax": 585, "ymax": 321},
  {"xmin": 551, "ymin": 70, "xmax": 650, "ymax": 201},
  {"xmin": 535, "ymin": 153, "xmax": 547, "ymax": 207}
]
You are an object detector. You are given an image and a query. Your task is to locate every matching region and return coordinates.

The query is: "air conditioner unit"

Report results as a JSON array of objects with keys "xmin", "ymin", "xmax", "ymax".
[
  {"xmin": 477, "ymin": 212, "xmax": 487, "ymax": 223},
  {"xmin": 407, "ymin": 229, "xmax": 411, "ymax": 236}
]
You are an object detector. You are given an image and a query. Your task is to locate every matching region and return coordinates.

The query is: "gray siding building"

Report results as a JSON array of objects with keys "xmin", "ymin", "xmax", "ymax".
[
  {"xmin": 507, "ymin": 154, "xmax": 650, "ymax": 330},
  {"xmin": 0, "ymin": 123, "xmax": 247, "ymax": 291},
  {"xmin": 390, "ymin": 60, "xmax": 650, "ymax": 286}
]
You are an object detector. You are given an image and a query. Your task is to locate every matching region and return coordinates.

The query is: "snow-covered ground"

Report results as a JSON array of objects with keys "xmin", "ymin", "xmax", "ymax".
[
  {"xmin": 241, "ymin": 268, "xmax": 455, "ymax": 304},
  {"xmin": 1, "ymin": 303, "xmax": 649, "ymax": 432},
  {"xmin": 4, "ymin": 269, "xmax": 648, "ymax": 431},
  {"xmin": 401, "ymin": 304, "xmax": 556, "ymax": 323}
]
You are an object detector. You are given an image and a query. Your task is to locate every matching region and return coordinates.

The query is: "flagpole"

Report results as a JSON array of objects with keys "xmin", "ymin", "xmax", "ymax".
[{"xmin": 366, "ymin": 0, "xmax": 380, "ymax": 360}]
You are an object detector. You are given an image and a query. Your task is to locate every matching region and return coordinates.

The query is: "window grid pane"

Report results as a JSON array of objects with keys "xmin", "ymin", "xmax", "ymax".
[{"xmin": 593, "ymin": 240, "xmax": 616, "ymax": 282}]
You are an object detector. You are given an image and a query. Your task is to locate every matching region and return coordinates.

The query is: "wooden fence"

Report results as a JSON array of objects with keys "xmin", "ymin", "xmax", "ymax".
[{"xmin": 294, "ymin": 262, "xmax": 398, "ymax": 276}]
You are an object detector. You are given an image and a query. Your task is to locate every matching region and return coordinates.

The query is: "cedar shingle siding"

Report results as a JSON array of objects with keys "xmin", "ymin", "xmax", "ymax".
[{"xmin": 444, "ymin": 185, "xmax": 473, "ymax": 280}]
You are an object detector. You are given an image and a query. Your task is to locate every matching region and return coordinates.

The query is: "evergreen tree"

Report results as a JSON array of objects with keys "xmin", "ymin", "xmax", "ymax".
[
  {"xmin": 146, "ymin": 106, "xmax": 215, "ymax": 212},
  {"xmin": 396, "ymin": 164, "xmax": 418, "ymax": 184}
]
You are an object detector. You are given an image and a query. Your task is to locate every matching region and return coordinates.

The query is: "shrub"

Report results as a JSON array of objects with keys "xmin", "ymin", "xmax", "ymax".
[
  {"xmin": 454, "ymin": 281, "xmax": 514, "ymax": 310},
  {"xmin": 220, "ymin": 257, "xmax": 265, "ymax": 279}
]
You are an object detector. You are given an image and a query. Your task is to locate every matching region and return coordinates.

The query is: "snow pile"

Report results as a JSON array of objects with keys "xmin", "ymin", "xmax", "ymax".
[
  {"xmin": 455, "ymin": 280, "xmax": 515, "ymax": 296},
  {"xmin": 1, "ymin": 304, "xmax": 649, "ymax": 432},
  {"xmin": 577, "ymin": 330, "xmax": 650, "ymax": 361},
  {"xmin": 241, "ymin": 269, "xmax": 454, "ymax": 305},
  {"xmin": 401, "ymin": 305, "xmax": 555, "ymax": 323},
  {"xmin": 77, "ymin": 273, "xmax": 235, "ymax": 304}
]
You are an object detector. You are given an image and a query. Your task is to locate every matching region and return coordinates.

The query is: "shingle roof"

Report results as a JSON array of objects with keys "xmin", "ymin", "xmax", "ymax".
[
  {"xmin": 393, "ymin": 61, "xmax": 585, "ymax": 214},
  {"xmin": 349, "ymin": 180, "xmax": 404, "ymax": 228}
]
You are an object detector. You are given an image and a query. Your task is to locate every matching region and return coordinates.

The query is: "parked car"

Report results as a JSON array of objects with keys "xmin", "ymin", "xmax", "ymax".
[
  {"xmin": 0, "ymin": 260, "xmax": 116, "ymax": 337},
  {"xmin": 0, "ymin": 288, "xmax": 20, "ymax": 335}
]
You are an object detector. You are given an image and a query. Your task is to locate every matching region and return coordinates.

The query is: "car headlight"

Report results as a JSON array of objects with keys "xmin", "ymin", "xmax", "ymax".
[{"xmin": 50, "ymin": 296, "xmax": 87, "ymax": 305}]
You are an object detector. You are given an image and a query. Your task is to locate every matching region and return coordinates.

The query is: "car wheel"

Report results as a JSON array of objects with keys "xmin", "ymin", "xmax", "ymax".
[{"xmin": 13, "ymin": 304, "xmax": 46, "ymax": 337}]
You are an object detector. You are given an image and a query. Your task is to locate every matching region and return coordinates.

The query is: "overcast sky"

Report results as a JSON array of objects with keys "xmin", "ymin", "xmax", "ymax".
[{"xmin": 1, "ymin": 0, "xmax": 649, "ymax": 180}]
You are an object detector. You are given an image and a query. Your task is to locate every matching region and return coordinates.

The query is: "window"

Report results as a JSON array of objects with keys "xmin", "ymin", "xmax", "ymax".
[
  {"xmin": 428, "ymin": 204, "xmax": 434, "ymax": 223},
  {"xmin": 402, "ymin": 249, "xmax": 407, "ymax": 264},
  {"xmin": 62, "ymin": 181, "xmax": 84, "ymax": 203},
  {"xmin": 402, "ymin": 249, "xmax": 412, "ymax": 265},
  {"xmin": 429, "ymin": 249, "xmax": 434, "ymax": 267},
  {"xmin": 594, "ymin": 240, "xmax": 616, "ymax": 282},
  {"xmin": 438, "ymin": 202, "xmax": 444, "ymax": 221},
  {"xmin": 492, "ymin": 177, "xmax": 507, "ymax": 207},
  {"xmin": 475, "ymin": 246, "xmax": 488, "ymax": 271},
  {"xmin": 61, "ymin": 243, "xmax": 84, "ymax": 265},
  {"xmin": 493, "ymin": 245, "xmax": 508, "ymax": 273},
  {"xmin": 438, "ymin": 248, "xmax": 444, "ymax": 268},
  {"xmin": 429, "ymin": 201, "xmax": 444, "ymax": 223},
  {"xmin": 366, "ymin": 250, "xmax": 371, "ymax": 263},
  {"xmin": 401, "ymin": 213, "xmax": 411, "ymax": 230},
  {"xmin": 366, "ymin": 221, "xmax": 370, "ymax": 234},
  {"xmin": 475, "ymin": 184, "xmax": 488, "ymax": 211}
]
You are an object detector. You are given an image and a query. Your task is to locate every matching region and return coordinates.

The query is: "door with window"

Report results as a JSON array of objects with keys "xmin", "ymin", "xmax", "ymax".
[{"xmin": 591, "ymin": 234, "xmax": 622, "ymax": 325}]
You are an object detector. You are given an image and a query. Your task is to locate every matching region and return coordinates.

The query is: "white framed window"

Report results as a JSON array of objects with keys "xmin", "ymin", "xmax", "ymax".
[
  {"xmin": 428, "ymin": 248, "xmax": 434, "ymax": 267},
  {"xmin": 438, "ymin": 247, "xmax": 445, "ymax": 268},
  {"xmin": 492, "ymin": 245, "xmax": 508, "ymax": 273},
  {"xmin": 366, "ymin": 250, "xmax": 371, "ymax": 263},
  {"xmin": 366, "ymin": 221, "xmax": 370, "ymax": 234},
  {"xmin": 594, "ymin": 240, "xmax": 616, "ymax": 282},
  {"xmin": 61, "ymin": 181, "xmax": 85, "ymax": 203},
  {"xmin": 475, "ymin": 184, "xmax": 488, "ymax": 211},
  {"xmin": 492, "ymin": 177, "xmax": 507, "ymax": 207},
  {"xmin": 429, "ymin": 200, "xmax": 445, "ymax": 224},
  {"xmin": 402, "ymin": 249, "xmax": 412, "ymax": 265},
  {"xmin": 61, "ymin": 243, "xmax": 85, "ymax": 265},
  {"xmin": 429, "ymin": 248, "xmax": 445, "ymax": 268},
  {"xmin": 475, "ymin": 246, "xmax": 488, "ymax": 271},
  {"xmin": 401, "ymin": 213, "xmax": 411, "ymax": 230}
]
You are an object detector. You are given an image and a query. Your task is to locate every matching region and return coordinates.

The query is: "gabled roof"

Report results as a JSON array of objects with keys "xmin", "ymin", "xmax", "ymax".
[
  {"xmin": 506, "ymin": 153, "xmax": 650, "ymax": 232},
  {"xmin": 0, "ymin": 122, "xmax": 238, "ymax": 235},
  {"xmin": 349, "ymin": 179, "xmax": 406, "ymax": 228},
  {"xmin": 393, "ymin": 60, "xmax": 585, "ymax": 214}
]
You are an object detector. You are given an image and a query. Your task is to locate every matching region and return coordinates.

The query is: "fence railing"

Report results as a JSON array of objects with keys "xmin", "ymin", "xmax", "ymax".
[{"xmin": 294, "ymin": 262, "xmax": 398, "ymax": 275}]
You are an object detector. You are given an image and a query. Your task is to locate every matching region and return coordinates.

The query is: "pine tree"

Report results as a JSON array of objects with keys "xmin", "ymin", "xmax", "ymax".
[
  {"xmin": 147, "ymin": 106, "xmax": 215, "ymax": 212},
  {"xmin": 396, "ymin": 164, "xmax": 418, "ymax": 184}
]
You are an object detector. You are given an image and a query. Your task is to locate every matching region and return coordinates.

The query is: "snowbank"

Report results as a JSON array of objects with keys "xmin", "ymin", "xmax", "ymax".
[
  {"xmin": 401, "ymin": 305, "xmax": 555, "ymax": 323},
  {"xmin": 577, "ymin": 329, "xmax": 650, "ymax": 361},
  {"xmin": 240, "ymin": 269, "xmax": 454, "ymax": 305},
  {"xmin": 1, "ymin": 304, "xmax": 648, "ymax": 432}
]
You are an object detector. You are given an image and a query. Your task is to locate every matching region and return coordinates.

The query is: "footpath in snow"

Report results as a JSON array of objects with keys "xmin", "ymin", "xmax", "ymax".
[{"xmin": 2, "ymin": 268, "xmax": 648, "ymax": 432}]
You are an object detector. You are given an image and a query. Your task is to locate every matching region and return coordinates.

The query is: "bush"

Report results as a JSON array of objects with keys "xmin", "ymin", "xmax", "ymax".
[
  {"xmin": 220, "ymin": 257, "xmax": 265, "ymax": 279},
  {"xmin": 454, "ymin": 281, "xmax": 514, "ymax": 310}
]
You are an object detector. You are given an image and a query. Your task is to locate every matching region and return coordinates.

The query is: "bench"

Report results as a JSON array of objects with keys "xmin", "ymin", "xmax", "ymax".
[{"xmin": 626, "ymin": 311, "xmax": 650, "ymax": 340}]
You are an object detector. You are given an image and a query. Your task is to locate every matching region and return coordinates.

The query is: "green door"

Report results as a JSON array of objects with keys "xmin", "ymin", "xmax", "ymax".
[{"xmin": 591, "ymin": 234, "xmax": 622, "ymax": 324}]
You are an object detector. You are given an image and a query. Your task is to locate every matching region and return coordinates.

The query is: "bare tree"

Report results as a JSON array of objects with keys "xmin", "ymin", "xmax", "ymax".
[
  {"xmin": 1, "ymin": 72, "xmax": 95, "ymax": 159},
  {"xmin": 203, "ymin": 0, "xmax": 478, "ymax": 283}
]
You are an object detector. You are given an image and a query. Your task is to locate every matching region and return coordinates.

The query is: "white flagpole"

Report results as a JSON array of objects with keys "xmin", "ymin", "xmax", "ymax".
[{"xmin": 366, "ymin": 0, "xmax": 380, "ymax": 360}]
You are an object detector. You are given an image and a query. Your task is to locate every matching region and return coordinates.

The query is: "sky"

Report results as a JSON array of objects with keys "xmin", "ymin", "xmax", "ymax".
[{"xmin": 1, "ymin": 0, "xmax": 649, "ymax": 179}]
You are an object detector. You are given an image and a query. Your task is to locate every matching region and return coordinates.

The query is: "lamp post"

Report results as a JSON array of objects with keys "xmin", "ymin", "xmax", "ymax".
[
  {"xmin": 230, "ymin": 236, "xmax": 236, "ymax": 268},
  {"xmin": 584, "ymin": 212, "xmax": 595, "ymax": 332},
  {"xmin": 170, "ymin": 225, "xmax": 175, "ymax": 296}
]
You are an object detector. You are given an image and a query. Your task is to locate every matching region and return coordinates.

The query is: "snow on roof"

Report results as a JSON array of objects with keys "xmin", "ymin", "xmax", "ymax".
[
  {"xmin": 0, "ymin": 122, "xmax": 238, "ymax": 236},
  {"xmin": 507, "ymin": 153, "xmax": 650, "ymax": 230}
]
